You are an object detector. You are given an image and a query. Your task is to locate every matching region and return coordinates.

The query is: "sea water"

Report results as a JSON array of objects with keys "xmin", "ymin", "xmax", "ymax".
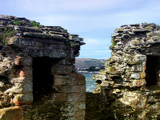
[{"xmin": 83, "ymin": 73, "xmax": 97, "ymax": 92}]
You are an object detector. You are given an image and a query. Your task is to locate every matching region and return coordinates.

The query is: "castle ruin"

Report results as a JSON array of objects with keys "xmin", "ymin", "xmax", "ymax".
[{"xmin": 0, "ymin": 15, "xmax": 85, "ymax": 120}]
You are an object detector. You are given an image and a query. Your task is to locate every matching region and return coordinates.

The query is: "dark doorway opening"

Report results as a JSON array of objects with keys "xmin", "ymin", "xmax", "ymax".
[
  {"xmin": 32, "ymin": 57, "xmax": 54, "ymax": 102},
  {"xmin": 145, "ymin": 55, "xmax": 160, "ymax": 88}
]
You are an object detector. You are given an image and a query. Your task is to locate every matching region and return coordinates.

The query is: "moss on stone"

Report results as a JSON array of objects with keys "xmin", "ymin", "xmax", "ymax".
[
  {"xmin": 0, "ymin": 27, "xmax": 16, "ymax": 44},
  {"xmin": 31, "ymin": 21, "xmax": 42, "ymax": 28},
  {"xmin": 70, "ymin": 41, "xmax": 75, "ymax": 47},
  {"xmin": 110, "ymin": 38, "xmax": 116, "ymax": 48},
  {"xmin": 12, "ymin": 20, "xmax": 21, "ymax": 26}
]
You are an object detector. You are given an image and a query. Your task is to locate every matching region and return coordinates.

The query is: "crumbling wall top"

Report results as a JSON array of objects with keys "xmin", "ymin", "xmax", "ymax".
[
  {"xmin": 110, "ymin": 23, "xmax": 160, "ymax": 55},
  {"xmin": 0, "ymin": 15, "xmax": 85, "ymax": 58},
  {"xmin": 0, "ymin": 15, "xmax": 84, "ymax": 42}
]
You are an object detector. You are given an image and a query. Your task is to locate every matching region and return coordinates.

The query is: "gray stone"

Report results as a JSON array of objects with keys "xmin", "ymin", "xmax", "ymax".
[{"xmin": 130, "ymin": 73, "xmax": 140, "ymax": 79}]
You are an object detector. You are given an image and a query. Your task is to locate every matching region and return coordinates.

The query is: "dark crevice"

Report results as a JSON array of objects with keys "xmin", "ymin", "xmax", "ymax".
[
  {"xmin": 145, "ymin": 55, "xmax": 160, "ymax": 88},
  {"xmin": 32, "ymin": 57, "xmax": 54, "ymax": 102}
]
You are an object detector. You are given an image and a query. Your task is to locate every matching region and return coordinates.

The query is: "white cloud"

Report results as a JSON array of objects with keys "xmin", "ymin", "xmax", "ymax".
[
  {"xmin": 0, "ymin": 0, "xmax": 127, "ymax": 12},
  {"xmin": 2, "ymin": 0, "xmax": 160, "ymax": 32},
  {"xmin": 85, "ymin": 39, "xmax": 103, "ymax": 46},
  {"xmin": 1, "ymin": 0, "xmax": 160, "ymax": 58},
  {"xmin": 82, "ymin": 38, "xmax": 110, "ymax": 49},
  {"xmin": 79, "ymin": 38, "xmax": 111, "ymax": 58},
  {"xmin": 79, "ymin": 48, "xmax": 111, "ymax": 59}
]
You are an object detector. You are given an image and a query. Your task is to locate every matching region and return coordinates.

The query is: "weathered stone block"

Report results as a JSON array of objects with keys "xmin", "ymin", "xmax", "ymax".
[
  {"xmin": 0, "ymin": 106, "xmax": 23, "ymax": 120},
  {"xmin": 140, "ymin": 72, "xmax": 146, "ymax": 79},
  {"xmin": 52, "ymin": 65, "xmax": 74, "ymax": 74},
  {"xmin": 75, "ymin": 102, "xmax": 86, "ymax": 111},
  {"xmin": 130, "ymin": 64, "xmax": 144, "ymax": 72},
  {"xmin": 6, "ymin": 77, "xmax": 32, "ymax": 94},
  {"xmin": 119, "ymin": 91, "xmax": 147, "ymax": 109},
  {"xmin": 132, "ymin": 79, "xmax": 146, "ymax": 87},
  {"xmin": 119, "ymin": 91, "xmax": 141, "ymax": 108},
  {"xmin": 10, "ymin": 77, "xmax": 30, "ymax": 83},
  {"xmin": 75, "ymin": 110, "xmax": 85, "ymax": 117},
  {"xmin": 93, "ymin": 74, "xmax": 107, "ymax": 81},
  {"xmin": 21, "ymin": 81, "xmax": 32, "ymax": 93},
  {"xmin": 54, "ymin": 85, "xmax": 69, "ymax": 93},
  {"xmin": 71, "ymin": 73, "xmax": 85, "ymax": 85},
  {"xmin": 54, "ymin": 74, "xmax": 70, "ymax": 86},
  {"xmin": 126, "ymin": 55, "xmax": 146, "ymax": 65},
  {"xmin": 54, "ymin": 85, "xmax": 85, "ymax": 93},
  {"xmin": 68, "ymin": 93, "xmax": 86, "ymax": 102},
  {"xmin": 134, "ymin": 54, "xmax": 146, "ymax": 63},
  {"xmin": 101, "ymin": 81, "xmax": 109, "ymax": 86},
  {"xmin": 20, "ymin": 67, "xmax": 32, "ymax": 78},
  {"xmin": 57, "ymin": 58, "xmax": 72, "ymax": 65},
  {"xmin": 52, "ymin": 93, "xmax": 68, "ymax": 102},
  {"xmin": 21, "ymin": 57, "xmax": 32, "ymax": 67},
  {"xmin": 71, "ymin": 85, "xmax": 86, "ymax": 93},
  {"xmin": 130, "ymin": 73, "xmax": 140, "ymax": 79},
  {"xmin": 13, "ymin": 93, "xmax": 33, "ymax": 105},
  {"xmin": 14, "ymin": 56, "xmax": 21, "ymax": 66}
]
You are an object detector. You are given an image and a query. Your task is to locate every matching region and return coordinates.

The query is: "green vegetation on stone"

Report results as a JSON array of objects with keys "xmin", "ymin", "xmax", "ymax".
[
  {"xmin": 12, "ymin": 20, "xmax": 21, "ymax": 26},
  {"xmin": 70, "ymin": 41, "xmax": 75, "ymax": 47},
  {"xmin": 31, "ymin": 21, "xmax": 42, "ymax": 28},
  {"xmin": 110, "ymin": 38, "xmax": 116, "ymax": 47},
  {"xmin": 0, "ymin": 27, "xmax": 16, "ymax": 44}
]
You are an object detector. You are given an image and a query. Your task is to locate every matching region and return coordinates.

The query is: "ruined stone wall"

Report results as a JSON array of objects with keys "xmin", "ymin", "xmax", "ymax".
[
  {"xmin": 94, "ymin": 23, "xmax": 160, "ymax": 120},
  {"xmin": 0, "ymin": 15, "xmax": 85, "ymax": 120}
]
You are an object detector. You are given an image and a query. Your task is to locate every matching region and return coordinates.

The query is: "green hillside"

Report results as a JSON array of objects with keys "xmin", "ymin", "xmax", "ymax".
[{"xmin": 75, "ymin": 58, "xmax": 106, "ymax": 69}]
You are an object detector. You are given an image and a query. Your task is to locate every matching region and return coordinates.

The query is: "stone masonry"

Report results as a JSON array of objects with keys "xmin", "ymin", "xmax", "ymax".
[
  {"xmin": 0, "ymin": 15, "xmax": 85, "ymax": 120},
  {"xmin": 94, "ymin": 23, "xmax": 160, "ymax": 120}
]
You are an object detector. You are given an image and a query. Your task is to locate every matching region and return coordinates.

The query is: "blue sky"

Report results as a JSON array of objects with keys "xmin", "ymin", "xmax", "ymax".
[{"xmin": 1, "ymin": 0, "xmax": 160, "ymax": 59}]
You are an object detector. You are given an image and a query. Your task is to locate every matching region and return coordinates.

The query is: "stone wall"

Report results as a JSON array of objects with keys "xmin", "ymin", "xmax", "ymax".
[
  {"xmin": 94, "ymin": 23, "xmax": 160, "ymax": 120},
  {"xmin": 0, "ymin": 15, "xmax": 85, "ymax": 120}
]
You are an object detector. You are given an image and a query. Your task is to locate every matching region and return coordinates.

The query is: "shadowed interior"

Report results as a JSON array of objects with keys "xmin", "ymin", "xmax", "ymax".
[
  {"xmin": 32, "ymin": 57, "xmax": 54, "ymax": 102},
  {"xmin": 145, "ymin": 55, "xmax": 160, "ymax": 87}
]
